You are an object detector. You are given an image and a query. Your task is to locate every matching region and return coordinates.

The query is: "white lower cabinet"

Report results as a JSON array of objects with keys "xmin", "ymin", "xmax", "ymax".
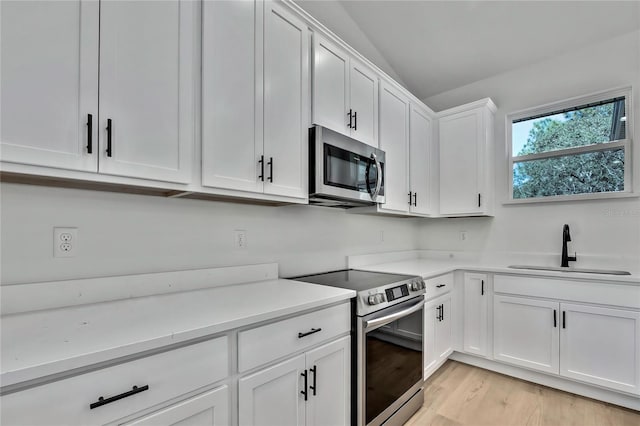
[
  {"xmin": 463, "ymin": 273, "xmax": 489, "ymax": 357},
  {"xmin": 493, "ymin": 295, "xmax": 559, "ymax": 374},
  {"xmin": 492, "ymin": 275, "xmax": 640, "ymax": 396},
  {"xmin": 560, "ymin": 303, "xmax": 640, "ymax": 394},
  {"xmin": 239, "ymin": 336, "xmax": 350, "ymax": 426},
  {"xmin": 0, "ymin": 337, "xmax": 229, "ymax": 426},
  {"xmin": 122, "ymin": 386, "xmax": 229, "ymax": 426},
  {"xmin": 425, "ymin": 293, "xmax": 453, "ymax": 378}
]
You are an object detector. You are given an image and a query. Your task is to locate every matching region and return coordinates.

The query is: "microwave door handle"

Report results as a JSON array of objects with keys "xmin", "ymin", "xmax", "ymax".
[
  {"xmin": 364, "ymin": 299, "xmax": 424, "ymax": 331},
  {"xmin": 370, "ymin": 152, "xmax": 382, "ymax": 201}
]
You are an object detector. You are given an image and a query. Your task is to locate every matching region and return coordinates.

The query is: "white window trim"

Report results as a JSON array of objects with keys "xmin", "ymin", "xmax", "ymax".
[{"xmin": 505, "ymin": 86, "xmax": 634, "ymax": 204}]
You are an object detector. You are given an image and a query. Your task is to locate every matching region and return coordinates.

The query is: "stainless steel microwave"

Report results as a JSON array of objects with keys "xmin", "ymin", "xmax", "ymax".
[{"xmin": 309, "ymin": 125, "xmax": 385, "ymax": 208}]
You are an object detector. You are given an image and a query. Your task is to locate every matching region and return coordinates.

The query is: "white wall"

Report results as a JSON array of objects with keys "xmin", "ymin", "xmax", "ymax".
[
  {"xmin": 293, "ymin": 0, "xmax": 406, "ymax": 86},
  {"xmin": 0, "ymin": 183, "xmax": 420, "ymax": 284},
  {"xmin": 421, "ymin": 30, "xmax": 640, "ymax": 261}
]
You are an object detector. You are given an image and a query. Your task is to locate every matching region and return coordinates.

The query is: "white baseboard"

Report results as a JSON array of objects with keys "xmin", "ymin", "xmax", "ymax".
[{"xmin": 449, "ymin": 352, "xmax": 640, "ymax": 412}]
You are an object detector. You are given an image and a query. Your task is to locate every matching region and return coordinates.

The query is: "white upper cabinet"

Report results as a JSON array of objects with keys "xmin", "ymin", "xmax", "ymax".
[
  {"xmin": 98, "ymin": 0, "xmax": 195, "ymax": 184},
  {"xmin": 409, "ymin": 103, "xmax": 433, "ymax": 216},
  {"xmin": 202, "ymin": 0, "xmax": 263, "ymax": 193},
  {"xmin": 263, "ymin": 2, "xmax": 309, "ymax": 199},
  {"xmin": 348, "ymin": 59, "xmax": 379, "ymax": 146},
  {"xmin": 438, "ymin": 98, "xmax": 496, "ymax": 216},
  {"xmin": 0, "ymin": 0, "xmax": 99, "ymax": 172},
  {"xmin": 378, "ymin": 81, "xmax": 410, "ymax": 213},
  {"xmin": 312, "ymin": 35, "xmax": 378, "ymax": 147},
  {"xmin": 312, "ymin": 36, "xmax": 350, "ymax": 136},
  {"xmin": 202, "ymin": 1, "xmax": 308, "ymax": 200}
]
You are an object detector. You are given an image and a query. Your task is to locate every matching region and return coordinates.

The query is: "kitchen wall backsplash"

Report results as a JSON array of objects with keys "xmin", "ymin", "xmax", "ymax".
[{"xmin": 0, "ymin": 183, "xmax": 421, "ymax": 284}]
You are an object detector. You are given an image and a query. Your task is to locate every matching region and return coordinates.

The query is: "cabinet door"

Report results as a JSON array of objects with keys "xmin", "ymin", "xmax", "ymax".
[
  {"xmin": 494, "ymin": 295, "xmax": 559, "ymax": 374},
  {"xmin": 202, "ymin": 0, "xmax": 263, "ymax": 193},
  {"xmin": 378, "ymin": 81, "xmax": 409, "ymax": 213},
  {"xmin": 424, "ymin": 299, "xmax": 438, "ymax": 377},
  {"xmin": 98, "ymin": 0, "xmax": 195, "ymax": 183},
  {"xmin": 560, "ymin": 303, "xmax": 640, "ymax": 394},
  {"xmin": 0, "ymin": 0, "xmax": 98, "ymax": 172},
  {"xmin": 349, "ymin": 59, "xmax": 378, "ymax": 147},
  {"xmin": 439, "ymin": 109, "xmax": 483, "ymax": 215},
  {"xmin": 463, "ymin": 273, "xmax": 489, "ymax": 357},
  {"xmin": 239, "ymin": 355, "xmax": 306, "ymax": 426},
  {"xmin": 263, "ymin": 2, "xmax": 309, "ymax": 199},
  {"xmin": 122, "ymin": 386, "xmax": 229, "ymax": 426},
  {"xmin": 436, "ymin": 295, "xmax": 453, "ymax": 361},
  {"xmin": 305, "ymin": 337, "xmax": 350, "ymax": 426},
  {"xmin": 409, "ymin": 104, "xmax": 432, "ymax": 216},
  {"xmin": 312, "ymin": 35, "xmax": 349, "ymax": 136}
]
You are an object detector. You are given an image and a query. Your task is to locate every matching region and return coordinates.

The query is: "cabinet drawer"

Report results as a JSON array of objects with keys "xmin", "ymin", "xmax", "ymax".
[
  {"xmin": 494, "ymin": 275, "xmax": 640, "ymax": 309},
  {"xmin": 1, "ymin": 336, "xmax": 228, "ymax": 426},
  {"xmin": 238, "ymin": 303, "xmax": 350, "ymax": 372},
  {"xmin": 425, "ymin": 273, "xmax": 453, "ymax": 300}
]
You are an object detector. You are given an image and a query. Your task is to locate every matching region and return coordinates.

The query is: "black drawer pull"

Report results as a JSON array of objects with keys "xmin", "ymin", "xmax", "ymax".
[
  {"xmin": 481, "ymin": 279, "xmax": 484, "ymax": 295},
  {"xmin": 436, "ymin": 284, "xmax": 446, "ymax": 288},
  {"xmin": 353, "ymin": 111, "xmax": 357, "ymax": 131},
  {"xmin": 86, "ymin": 114, "xmax": 93, "ymax": 154},
  {"xmin": 301, "ymin": 370, "xmax": 308, "ymax": 401},
  {"xmin": 267, "ymin": 157, "xmax": 273, "ymax": 182},
  {"xmin": 309, "ymin": 365, "xmax": 317, "ymax": 396},
  {"xmin": 553, "ymin": 309, "xmax": 557, "ymax": 328},
  {"xmin": 258, "ymin": 155, "xmax": 264, "ymax": 181},
  {"xmin": 563, "ymin": 311, "xmax": 566, "ymax": 329},
  {"xmin": 106, "ymin": 118, "xmax": 113, "ymax": 157},
  {"xmin": 298, "ymin": 327, "xmax": 322, "ymax": 338},
  {"xmin": 90, "ymin": 385, "xmax": 149, "ymax": 410}
]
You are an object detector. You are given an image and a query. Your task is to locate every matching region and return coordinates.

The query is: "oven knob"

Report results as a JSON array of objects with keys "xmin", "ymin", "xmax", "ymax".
[
  {"xmin": 368, "ymin": 293, "xmax": 386, "ymax": 305},
  {"xmin": 411, "ymin": 280, "xmax": 424, "ymax": 291}
]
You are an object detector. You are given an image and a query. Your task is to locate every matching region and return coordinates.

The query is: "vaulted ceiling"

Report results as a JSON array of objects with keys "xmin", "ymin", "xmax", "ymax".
[{"xmin": 326, "ymin": 1, "xmax": 640, "ymax": 100}]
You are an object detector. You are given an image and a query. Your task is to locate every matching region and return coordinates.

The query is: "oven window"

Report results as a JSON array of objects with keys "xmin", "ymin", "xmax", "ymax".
[
  {"xmin": 324, "ymin": 144, "xmax": 383, "ymax": 195},
  {"xmin": 365, "ymin": 306, "xmax": 423, "ymax": 424}
]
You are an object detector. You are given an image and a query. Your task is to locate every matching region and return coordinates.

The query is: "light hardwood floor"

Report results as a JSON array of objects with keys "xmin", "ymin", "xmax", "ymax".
[{"xmin": 406, "ymin": 361, "xmax": 640, "ymax": 426}]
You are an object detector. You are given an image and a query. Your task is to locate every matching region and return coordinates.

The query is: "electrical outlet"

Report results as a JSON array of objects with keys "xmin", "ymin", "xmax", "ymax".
[
  {"xmin": 54, "ymin": 227, "xmax": 78, "ymax": 257},
  {"xmin": 380, "ymin": 230, "xmax": 385, "ymax": 243},
  {"xmin": 460, "ymin": 231, "xmax": 468, "ymax": 242},
  {"xmin": 234, "ymin": 229, "xmax": 247, "ymax": 250}
]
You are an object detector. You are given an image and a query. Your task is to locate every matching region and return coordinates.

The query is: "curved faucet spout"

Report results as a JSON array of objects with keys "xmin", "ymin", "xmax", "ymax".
[{"xmin": 561, "ymin": 224, "xmax": 577, "ymax": 267}]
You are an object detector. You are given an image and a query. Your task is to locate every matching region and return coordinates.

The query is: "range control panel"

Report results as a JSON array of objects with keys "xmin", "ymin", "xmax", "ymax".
[{"xmin": 385, "ymin": 284, "xmax": 409, "ymax": 302}]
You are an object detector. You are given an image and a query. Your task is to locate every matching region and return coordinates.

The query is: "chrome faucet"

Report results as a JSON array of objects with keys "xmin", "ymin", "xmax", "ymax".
[{"xmin": 561, "ymin": 224, "xmax": 577, "ymax": 267}]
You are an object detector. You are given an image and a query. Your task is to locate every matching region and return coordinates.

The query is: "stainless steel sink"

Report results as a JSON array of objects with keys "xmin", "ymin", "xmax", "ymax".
[{"xmin": 508, "ymin": 265, "xmax": 632, "ymax": 275}]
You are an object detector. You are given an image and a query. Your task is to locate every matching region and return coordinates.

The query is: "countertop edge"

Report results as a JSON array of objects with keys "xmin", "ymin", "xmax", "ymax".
[{"xmin": 0, "ymin": 286, "xmax": 355, "ymax": 390}]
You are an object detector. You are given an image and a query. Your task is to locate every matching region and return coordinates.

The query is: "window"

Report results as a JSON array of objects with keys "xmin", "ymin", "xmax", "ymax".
[{"xmin": 508, "ymin": 88, "xmax": 632, "ymax": 201}]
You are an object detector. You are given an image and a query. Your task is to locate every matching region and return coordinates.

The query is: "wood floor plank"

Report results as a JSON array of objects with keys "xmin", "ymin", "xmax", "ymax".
[{"xmin": 407, "ymin": 360, "xmax": 640, "ymax": 426}]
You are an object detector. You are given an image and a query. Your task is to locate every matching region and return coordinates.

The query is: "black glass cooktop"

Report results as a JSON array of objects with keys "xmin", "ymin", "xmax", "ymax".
[{"xmin": 293, "ymin": 269, "xmax": 415, "ymax": 292}]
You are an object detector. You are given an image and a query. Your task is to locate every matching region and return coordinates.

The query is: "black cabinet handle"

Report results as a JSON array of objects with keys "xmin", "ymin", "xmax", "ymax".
[
  {"xmin": 301, "ymin": 370, "xmax": 308, "ymax": 401},
  {"xmin": 309, "ymin": 365, "xmax": 317, "ymax": 396},
  {"xmin": 413, "ymin": 192, "xmax": 417, "ymax": 206},
  {"xmin": 258, "ymin": 155, "xmax": 264, "ymax": 182},
  {"xmin": 86, "ymin": 114, "xmax": 93, "ymax": 154},
  {"xmin": 478, "ymin": 193, "xmax": 481, "ymax": 207},
  {"xmin": 441, "ymin": 303, "xmax": 444, "ymax": 321},
  {"xmin": 347, "ymin": 109, "xmax": 353, "ymax": 129},
  {"xmin": 106, "ymin": 118, "xmax": 113, "ymax": 157},
  {"xmin": 562, "ymin": 311, "xmax": 566, "ymax": 329},
  {"xmin": 481, "ymin": 279, "xmax": 484, "ymax": 295},
  {"xmin": 408, "ymin": 192, "xmax": 412, "ymax": 205},
  {"xmin": 436, "ymin": 284, "xmax": 446, "ymax": 288},
  {"xmin": 267, "ymin": 157, "xmax": 273, "ymax": 182},
  {"xmin": 90, "ymin": 385, "xmax": 149, "ymax": 410},
  {"xmin": 353, "ymin": 111, "xmax": 357, "ymax": 130},
  {"xmin": 298, "ymin": 327, "xmax": 322, "ymax": 338},
  {"xmin": 553, "ymin": 309, "xmax": 557, "ymax": 328}
]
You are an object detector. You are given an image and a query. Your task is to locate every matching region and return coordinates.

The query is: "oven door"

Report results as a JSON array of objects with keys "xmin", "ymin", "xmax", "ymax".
[{"xmin": 358, "ymin": 297, "xmax": 424, "ymax": 426}]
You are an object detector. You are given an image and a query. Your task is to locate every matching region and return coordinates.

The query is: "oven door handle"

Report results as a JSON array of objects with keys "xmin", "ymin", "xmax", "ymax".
[{"xmin": 364, "ymin": 299, "xmax": 424, "ymax": 331}]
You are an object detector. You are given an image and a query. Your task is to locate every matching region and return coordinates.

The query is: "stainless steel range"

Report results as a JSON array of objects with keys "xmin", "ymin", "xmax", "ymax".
[{"xmin": 294, "ymin": 269, "xmax": 426, "ymax": 426}]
